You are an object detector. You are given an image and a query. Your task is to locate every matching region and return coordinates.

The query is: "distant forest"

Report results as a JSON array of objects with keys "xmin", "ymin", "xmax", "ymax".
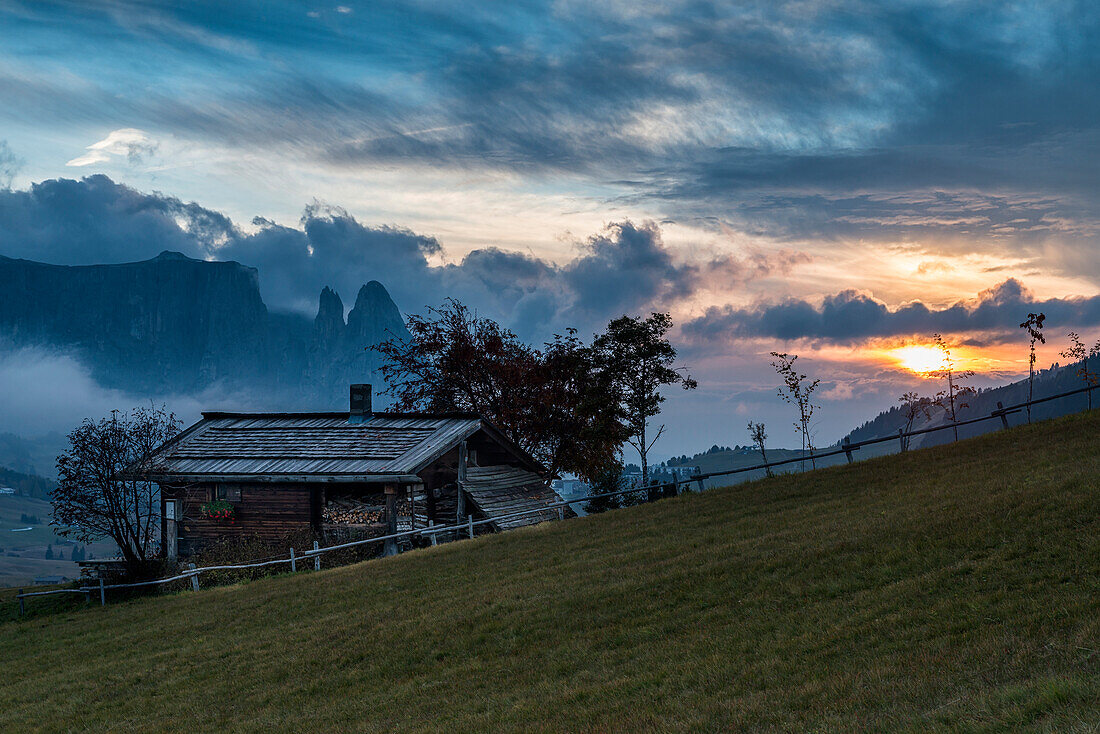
[{"xmin": 0, "ymin": 465, "xmax": 56, "ymax": 500}]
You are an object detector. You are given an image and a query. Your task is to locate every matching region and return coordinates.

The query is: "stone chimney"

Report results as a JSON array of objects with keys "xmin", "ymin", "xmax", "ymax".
[{"xmin": 349, "ymin": 384, "xmax": 372, "ymax": 421}]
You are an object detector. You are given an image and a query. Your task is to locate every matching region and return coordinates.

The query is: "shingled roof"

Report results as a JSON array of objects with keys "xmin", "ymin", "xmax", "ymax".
[{"xmin": 143, "ymin": 412, "xmax": 522, "ymax": 482}]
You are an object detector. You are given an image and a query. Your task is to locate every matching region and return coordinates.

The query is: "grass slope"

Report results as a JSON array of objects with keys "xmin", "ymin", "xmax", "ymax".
[{"xmin": 1, "ymin": 413, "xmax": 1098, "ymax": 732}]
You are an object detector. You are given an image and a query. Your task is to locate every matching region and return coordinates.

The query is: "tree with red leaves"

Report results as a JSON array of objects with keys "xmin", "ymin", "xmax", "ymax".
[{"xmin": 374, "ymin": 300, "xmax": 629, "ymax": 482}]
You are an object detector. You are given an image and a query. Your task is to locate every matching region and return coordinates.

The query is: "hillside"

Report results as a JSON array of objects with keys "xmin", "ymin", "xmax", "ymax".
[
  {"xmin": 1, "ymin": 413, "xmax": 1097, "ymax": 731},
  {"xmin": 666, "ymin": 441, "xmax": 897, "ymax": 489},
  {"xmin": 0, "ymin": 494, "xmax": 116, "ymax": 587},
  {"xmin": 845, "ymin": 360, "xmax": 1097, "ymax": 448},
  {"xmin": 667, "ymin": 362, "xmax": 1098, "ymax": 487},
  {"xmin": 0, "ymin": 465, "xmax": 55, "ymax": 500}
]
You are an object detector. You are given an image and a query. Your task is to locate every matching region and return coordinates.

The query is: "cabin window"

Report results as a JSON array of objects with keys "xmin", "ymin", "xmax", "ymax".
[{"xmin": 214, "ymin": 484, "xmax": 242, "ymax": 502}]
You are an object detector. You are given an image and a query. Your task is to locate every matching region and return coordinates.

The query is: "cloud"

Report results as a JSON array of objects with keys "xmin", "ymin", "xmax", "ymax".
[
  {"xmin": 683, "ymin": 279, "xmax": 1100, "ymax": 345},
  {"xmin": 5, "ymin": 2, "xmax": 1100, "ymax": 292},
  {"xmin": 0, "ymin": 343, "xmax": 277, "ymax": 436},
  {"xmin": 10, "ymin": 0, "xmax": 1095, "ymax": 181},
  {"xmin": 0, "ymin": 140, "xmax": 21, "ymax": 190},
  {"xmin": 0, "ymin": 174, "xmax": 233, "ymax": 265},
  {"xmin": 66, "ymin": 128, "xmax": 159, "ymax": 167},
  {"xmin": 0, "ymin": 175, "xmax": 786, "ymax": 339},
  {"xmin": 0, "ymin": 346, "xmax": 130, "ymax": 435}
]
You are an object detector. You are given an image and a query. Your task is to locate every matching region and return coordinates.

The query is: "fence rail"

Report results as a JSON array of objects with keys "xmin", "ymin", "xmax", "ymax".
[{"xmin": 15, "ymin": 380, "xmax": 1096, "ymax": 615}]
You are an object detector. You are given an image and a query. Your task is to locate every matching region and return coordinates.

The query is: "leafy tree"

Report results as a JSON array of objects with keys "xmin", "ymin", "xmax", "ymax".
[
  {"xmin": 1019, "ymin": 312, "xmax": 1046, "ymax": 423},
  {"xmin": 52, "ymin": 406, "xmax": 181, "ymax": 573},
  {"xmin": 1060, "ymin": 332, "xmax": 1100, "ymax": 411},
  {"xmin": 375, "ymin": 300, "xmax": 628, "ymax": 482},
  {"xmin": 928, "ymin": 334, "xmax": 975, "ymax": 441},
  {"xmin": 534, "ymin": 329, "xmax": 631, "ymax": 482},
  {"xmin": 747, "ymin": 421, "xmax": 772, "ymax": 477},
  {"xmin": 770, "ymin": 352, "xmax": 820, "ymax": 469},
  {"xmin": 592, "ymin": 313, "xmax": 697, "ymax": 486},
  {"xmin": 584, "ymin": 463, "xmax": 626, "ymax": 514}
]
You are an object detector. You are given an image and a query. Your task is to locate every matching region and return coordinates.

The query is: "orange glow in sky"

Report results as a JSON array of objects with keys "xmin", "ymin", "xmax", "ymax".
[
  {"xmin": 890, "ymin": 345, "xmax": 947, "ymax": 375},
  {"xmin": 867, "ymin": 340, "xmax": 1018, "ymax": 378}
]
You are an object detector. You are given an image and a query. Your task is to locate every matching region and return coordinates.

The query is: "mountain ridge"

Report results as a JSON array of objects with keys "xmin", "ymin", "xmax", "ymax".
[{"xmin": 0, "ymin": 252, "xmax": 409, "ymax": 408}]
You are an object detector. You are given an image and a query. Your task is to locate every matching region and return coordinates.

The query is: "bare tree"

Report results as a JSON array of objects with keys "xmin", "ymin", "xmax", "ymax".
[
  {"xmin": 897, "ymin": 391, "xmax": 929, "ymax": 451},
  {"xmin": 770, "ymin": 352, "xmax": 820, "ymax": 470},
  {"xmin": 52, "ymin": 406, "xmax": 181, "ymax": 573},
  {"xmin": 747, "ymin": 421, "xmax": 773, "ymax": 477},
  {"xmin": 1019, "ymin": 312, "xmax": 1046, "ymax": 423},
  {"xmin": 928, "ymin": 334, "xmax": 975, "ymax": 441},
  {"xmin": 1060, "ymin": 331, "xmax": 1100, "ymax": 411}
]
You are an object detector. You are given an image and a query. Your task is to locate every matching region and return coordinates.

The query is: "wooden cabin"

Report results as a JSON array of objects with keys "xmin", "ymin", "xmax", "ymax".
[{"xmin": 142, "ymin": 385, "xmax": 564, "ymax": 559}]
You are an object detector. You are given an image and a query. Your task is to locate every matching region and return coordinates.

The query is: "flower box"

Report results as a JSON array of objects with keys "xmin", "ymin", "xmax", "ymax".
[{"xmin": 200, "ymin": 500, "xmax": 237, "ymax": 524}]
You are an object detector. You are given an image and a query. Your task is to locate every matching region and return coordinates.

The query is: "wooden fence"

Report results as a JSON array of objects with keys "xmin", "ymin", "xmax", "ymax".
[{"xmin": 15, "ymin": 381, "xmax": 1097, "ymax": 616}]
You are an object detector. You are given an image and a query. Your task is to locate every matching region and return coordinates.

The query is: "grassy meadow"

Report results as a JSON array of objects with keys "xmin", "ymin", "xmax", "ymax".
[{"xmin": 0, "ymin": 412, "xmax": 1097, "ymax": 731}]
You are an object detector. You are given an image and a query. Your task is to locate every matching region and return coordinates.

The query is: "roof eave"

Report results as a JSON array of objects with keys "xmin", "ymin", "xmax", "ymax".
[{"xmin": 147, "ymin": 472, "xmax": 423, "ymax": 484}]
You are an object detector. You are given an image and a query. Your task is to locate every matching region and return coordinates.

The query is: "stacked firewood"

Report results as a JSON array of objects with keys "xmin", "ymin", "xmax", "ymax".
[
  {"xmin": 323, "ymin": 498, "xmax": 419, "ymax": 524},
  {"xmin": 323, "ymin": 497, "xmax": 385, "ymax": 525}
]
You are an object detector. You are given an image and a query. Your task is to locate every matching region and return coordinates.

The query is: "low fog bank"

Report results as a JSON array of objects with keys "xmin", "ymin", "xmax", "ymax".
[{"xmin": 0, "ymin": 345, "xmax": 281, "ymax": 478}]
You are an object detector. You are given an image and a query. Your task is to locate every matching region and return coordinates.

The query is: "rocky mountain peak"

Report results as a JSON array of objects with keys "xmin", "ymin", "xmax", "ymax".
[{"xmin": 347, "ymin": 281, "xmax": 405, "ymax": 345}]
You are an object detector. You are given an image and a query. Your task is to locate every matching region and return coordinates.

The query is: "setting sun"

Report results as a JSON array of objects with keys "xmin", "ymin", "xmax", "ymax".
[{"xmin": 891, "ymin": 345, "xmax": 947, "ymax": 375}]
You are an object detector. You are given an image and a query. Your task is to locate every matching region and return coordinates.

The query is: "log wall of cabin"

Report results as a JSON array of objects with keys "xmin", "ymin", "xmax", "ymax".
[{"xmin": 161, "ymin": 482, "xmax": 317, "ymax": 556}]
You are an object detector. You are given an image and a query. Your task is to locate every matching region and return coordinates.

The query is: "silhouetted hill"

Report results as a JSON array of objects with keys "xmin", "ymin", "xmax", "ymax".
[
  {"xmin": 843, "ymin": 361, "xmax": 1096, "ymax": 449},
  {"xmin": 666, "ymin": 360, "xmax": 1098, "ymax": 483}
]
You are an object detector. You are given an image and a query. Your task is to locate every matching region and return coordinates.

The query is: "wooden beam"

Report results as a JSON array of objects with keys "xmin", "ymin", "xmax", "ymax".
[
  {"xmin": 456, "ymin": 440, "xmax": 468, "ymax": 525},
  {"xmin": 383, "ymin": 483, "xmax": 398, "ymax": 557}
]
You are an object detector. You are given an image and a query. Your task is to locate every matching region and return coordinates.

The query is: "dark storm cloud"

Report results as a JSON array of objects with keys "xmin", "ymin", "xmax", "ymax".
[
  {"xmin": 0, "ymin": 174, "xmax": 234, "ymax": 264},
  {"xmin": 0, "ymin": 176, "xmax": 785, "ymax": 338},
  {"xmin": 684, "ymin": 279, "xmax": 1100, "ymax": 345},
  {"xmin": 5, "ymin": 0, "xmax": 1100, "ymax": 274},
  {"xmin": 12, "ymin": 1, "xmax": 1096, "ymax": 177}
]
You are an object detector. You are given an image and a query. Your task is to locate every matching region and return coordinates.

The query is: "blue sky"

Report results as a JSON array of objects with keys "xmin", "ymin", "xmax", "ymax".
[{"xmin": 2, "ymin": 0, "xmax": 1100, "ymax": 454}]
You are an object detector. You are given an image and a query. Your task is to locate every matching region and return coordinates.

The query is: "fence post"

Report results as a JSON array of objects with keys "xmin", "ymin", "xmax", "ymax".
[
  {"xmin": 99, "ymin": 578, "xmax": 106, "ymax": 606},
  {"xmin": 996, "ymin": 401, "xmax": 1010, "ymax": 430},
  {"xmin": 468, "ymin": 514, "xmax": 474, "ymax": 539},
  {"xmin": 289, "ymin": 547, "xmax": 296, "ymax": 573},
  {"xmin": 557, "ymin": 506, "xmax": 564, "ymax": 521},
  {"xmin": 313, "ymin": 540, "xmax": 321, "ymax": 571},
  {"xmin": 17, "ymin": 589, "xmax": 24, "ymax": 617},
  {"xmin": 842, "ymin": 437, "xmax": 854, "ymax": 464},
  {"xmin": 188, "ymin": 563, "xmax": 200, "ymax": 592},
  {"xmin": 695, "ymin": 476, "xmax": 705, "ymax": 492},
  {"xmin": 428, "ymin": 520, "xmax": 437, "ymax": 546},
  {"xmin": 898, "ymin": 427, "xmax": 905, "ymax": 452}
]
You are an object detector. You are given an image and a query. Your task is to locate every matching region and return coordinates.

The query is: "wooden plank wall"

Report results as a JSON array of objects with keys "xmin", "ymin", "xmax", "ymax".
[{"xmin": 163, "ymin": 483, "xmax": 314, "ymax": 554}]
